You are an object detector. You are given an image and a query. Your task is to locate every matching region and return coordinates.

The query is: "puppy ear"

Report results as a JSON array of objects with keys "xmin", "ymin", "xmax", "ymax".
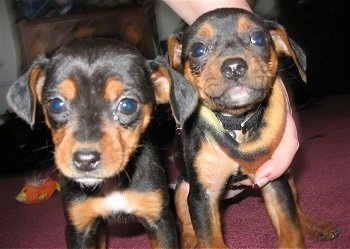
[
  {"xmin": 266, "ymin": 21, "xmax": 307, "ymax": 83},
  {"xmin": 167, "ymin": 32, "xmax": 184, "ymax": 71},
  {"xmin": 148, "ymin": 57, "xmax": 198, "ymax": 126},
  {"xmin": 6, "ymin": 56, "xmax": 49, "ymax": 127}
]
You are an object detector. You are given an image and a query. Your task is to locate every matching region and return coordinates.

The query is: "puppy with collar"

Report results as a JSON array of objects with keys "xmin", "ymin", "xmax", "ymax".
[
  {"xmin": 6, "ymin": 38, "xmax": 187, "ymax": 249},
  {"xmin": 167, "ymin": 8, "xmax": 340, "ymax": 248}
]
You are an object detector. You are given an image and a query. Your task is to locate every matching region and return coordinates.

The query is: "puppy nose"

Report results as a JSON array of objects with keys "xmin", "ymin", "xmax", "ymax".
[
  {"xmin": 73, "ymin": 151, "xmax": 101, "ymax": 171},
  {"xmin": 221, "ymin": 58, "xmax": 247, "ymax": 80}
]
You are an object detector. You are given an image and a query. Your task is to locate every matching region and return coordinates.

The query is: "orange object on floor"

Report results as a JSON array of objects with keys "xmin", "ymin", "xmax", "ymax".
[{"xmin": 15, "ymin": 177, "xmax": 60, "ymax": 204}]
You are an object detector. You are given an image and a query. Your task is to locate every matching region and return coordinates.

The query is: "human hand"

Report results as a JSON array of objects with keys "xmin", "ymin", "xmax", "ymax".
[
  {"xmin": 251, "ymin": 112, "xmax": 299, "ymax": 188},
  {"xmin": 163, "ymin": 0, "xmax": 254, "ymax": 24}
]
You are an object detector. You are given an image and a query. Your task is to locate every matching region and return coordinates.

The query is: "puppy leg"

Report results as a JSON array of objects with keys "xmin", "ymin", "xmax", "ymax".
[
  {"xmin": 261, "ymin": 175, "xmax": 306, "ymax": 248},
  {"xmin": 187, "ymin": 183, "xmax": 227, "ymax": 248},
  {"xmin": 288, "ymin": 175, "xmax": 340, "ymax": 241},
  {"xmin": 176, "ymin": 177, "xmax": 227, "ymax": 248},
  {"xmin": 189, "ymin": 195, "xmax": 226, "ymax": 248},
  {"xmin": 65, "ymin": 220, "xmax": 107, "ymax": 249},
  {"xmin": 63, "ymin": 184, "xmax": 108, "ymax": 249},
  {"xmin": 146, "ymin": 208, "xmax": 179, "ymax": 249},
  {"xmin": 175, "ymin": 178, "xmax": 197, "ymax": 249}
]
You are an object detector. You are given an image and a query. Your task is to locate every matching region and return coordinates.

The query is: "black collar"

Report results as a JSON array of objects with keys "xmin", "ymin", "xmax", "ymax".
[
  {"xmin": 214, "ymin": 104, "xmax": 264, "ymax": 134},
  {"xmin": 175, "ymin": 103, "xmax": 265, "ymax": 136}
]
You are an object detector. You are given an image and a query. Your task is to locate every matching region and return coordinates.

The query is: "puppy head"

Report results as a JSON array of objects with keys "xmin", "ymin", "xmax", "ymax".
[
  {"xmin": 7, "ymin": 38, "xmax": 193, "ymax": 186},
  {"xmin": 168, "ymin": 8, "xmax": 306, "ymax": 116}
]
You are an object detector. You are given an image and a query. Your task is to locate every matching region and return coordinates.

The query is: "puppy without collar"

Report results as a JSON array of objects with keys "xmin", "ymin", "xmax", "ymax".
[{"xmin": 6, "ymin": 38, "xmax": 186, "ymax": 249}]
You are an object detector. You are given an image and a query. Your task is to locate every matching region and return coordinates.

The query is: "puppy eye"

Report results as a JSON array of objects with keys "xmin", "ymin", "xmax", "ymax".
[
  {"xmin": 47, "ymin": 98, "xmax": 65, "ymax": 114},
  {"xmin": 191, "ymin": 43, "xmax": 206, "ymax": 57},
  {"xmin": 250, "ymin": 31, "xmax": 268, "ymax": 46},
  {"xmin": 118, "ymin": 98, "xmax": 137, "ymax": 115}
]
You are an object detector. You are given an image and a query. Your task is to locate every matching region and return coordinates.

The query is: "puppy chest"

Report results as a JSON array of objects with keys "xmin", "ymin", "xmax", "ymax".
[
  {"xmin": 68, "ymin": 189, "xmax": 165, "ymax": 229},
  {"xmin": 194, "ymin": 138, "xmax": 241, "ymax": 190}
]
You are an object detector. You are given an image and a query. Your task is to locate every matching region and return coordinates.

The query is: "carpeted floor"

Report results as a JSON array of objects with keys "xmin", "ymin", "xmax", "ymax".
[{"xmin": 0, "ymin": 94, "xmax": 349, "ymax": 248}]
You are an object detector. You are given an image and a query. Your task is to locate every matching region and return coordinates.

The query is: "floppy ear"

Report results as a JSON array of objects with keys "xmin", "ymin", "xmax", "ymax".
[
  {"xmin": 6, "ymin": 56, "xmax": 49, "ymax": 127},
  {"xmin": 266, "ymin": 20, "xmax": 307, "ymax": 83},
  {"xmin": 148, "ymin": 57, "xmax": 198, "ymax": 126},
  {"xmin": 167, "ymin": 32, "xmax": 184, "ymax": 72}
]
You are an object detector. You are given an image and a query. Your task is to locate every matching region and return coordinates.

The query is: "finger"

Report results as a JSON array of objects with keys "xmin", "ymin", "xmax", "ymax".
[{"xmin": 253, "ymin": 113, "xmax": 299, "ymax": 188}]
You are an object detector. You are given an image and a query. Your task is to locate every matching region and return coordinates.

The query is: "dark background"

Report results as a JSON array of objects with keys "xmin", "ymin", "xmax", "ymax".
[{"xmin": 272, "ymin": 0, "xmax": 347, "ymax": 107}]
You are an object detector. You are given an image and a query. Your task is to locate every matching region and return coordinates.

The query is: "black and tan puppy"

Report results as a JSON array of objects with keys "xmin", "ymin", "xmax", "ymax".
[
  {"xmin": 167, "ymin": 8, "xmax": 340, "ymax": 248},
  {"xmin": 6, "ymin": 38, "xmax": 189, "ymax": 249}
]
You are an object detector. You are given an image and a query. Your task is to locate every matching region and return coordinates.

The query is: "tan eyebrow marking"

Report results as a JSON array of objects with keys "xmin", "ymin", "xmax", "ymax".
[
  {"xmin": 104, "ymin": 77, "xmax": 125, "ymax": 102},
  {"xmin": 59, "ymin": 79, "xmax": 77, "ymax": 100}
]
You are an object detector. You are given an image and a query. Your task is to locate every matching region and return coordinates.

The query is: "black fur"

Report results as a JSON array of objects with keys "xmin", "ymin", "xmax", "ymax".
[
  {"xmin": 6, "ymin": 38, "xmax": 187, "ymax": 249},
  {"xmin": 167, "ymin": 8, "xmax": 339, "ymax": 249}
]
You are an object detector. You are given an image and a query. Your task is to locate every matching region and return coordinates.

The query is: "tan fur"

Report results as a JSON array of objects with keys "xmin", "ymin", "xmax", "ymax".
[
  {"xmin": 235, "ymin": 78, "xmax": 287, "ymax": 172},
  {"xmin": 59, "ymin": 79, "xmax": 77, "ymax": 100},
  {"xmin": 197, "ymin": 23, "xmax": 216, "ymax": 39},
  {"xmin": 68, "ymin": 189, "xmax": 164, "ymax": 232},
  {"xmin": 104, "ymin": 78, "xmax": 125, "ymax": 102},
  {"xmin": 166, "ymin": 8, "xmax": 339, "ymax": 249}
]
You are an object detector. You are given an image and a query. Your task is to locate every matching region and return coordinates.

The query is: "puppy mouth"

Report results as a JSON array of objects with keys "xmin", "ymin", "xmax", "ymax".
[
  {"xmin": 75, "ymin": 177, "xmax": 104, "ymax": 186},
  {"xmin": 227, "ymin": 84, "xmax": 253, "ymax": 95},
  {"xmin": 71, "ymin": 172, "xmax": 129, "ymax": 189},
  {"xmin": 206, "ymin": 83, "xmax": 266, "ymax": 108},
  {"xmin": 59, "ymin": 167, "xmax": 119, "ymax": 187}
]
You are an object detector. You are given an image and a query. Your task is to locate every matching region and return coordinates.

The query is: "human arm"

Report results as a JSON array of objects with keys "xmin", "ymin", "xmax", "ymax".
[{"xmin": 163, "ymin": 0, "xmax": 255, "ymax": 24}]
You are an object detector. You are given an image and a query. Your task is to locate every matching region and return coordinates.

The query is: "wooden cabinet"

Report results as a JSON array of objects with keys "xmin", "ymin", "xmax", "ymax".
[{"xmin": 15, "ymin": 5, "xmax": 157, "ymax": 71}]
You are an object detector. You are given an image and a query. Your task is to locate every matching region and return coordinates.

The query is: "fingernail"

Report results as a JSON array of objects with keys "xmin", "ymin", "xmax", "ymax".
[
  {"xmin": 252, "ymin": 183, "xmax": 260, "ymax": 189},
  {"xmin": 252, "ymin": 177, "xmax": 269, "ymax": 189}
]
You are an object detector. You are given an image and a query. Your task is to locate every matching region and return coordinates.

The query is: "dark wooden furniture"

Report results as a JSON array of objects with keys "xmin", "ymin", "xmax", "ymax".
[{"xmin": 15, "ymin": 5, "xmax": 157, "ymax": 71}]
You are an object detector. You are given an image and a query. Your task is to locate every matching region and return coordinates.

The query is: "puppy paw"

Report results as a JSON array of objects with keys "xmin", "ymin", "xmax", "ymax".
[
  {"xmin": 308, "ymin": 224, "xmax": 340, "ymax": 241},
  {"xmin": 181, "ymin": 232, "xmax": 197, "ymax": 249}
]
